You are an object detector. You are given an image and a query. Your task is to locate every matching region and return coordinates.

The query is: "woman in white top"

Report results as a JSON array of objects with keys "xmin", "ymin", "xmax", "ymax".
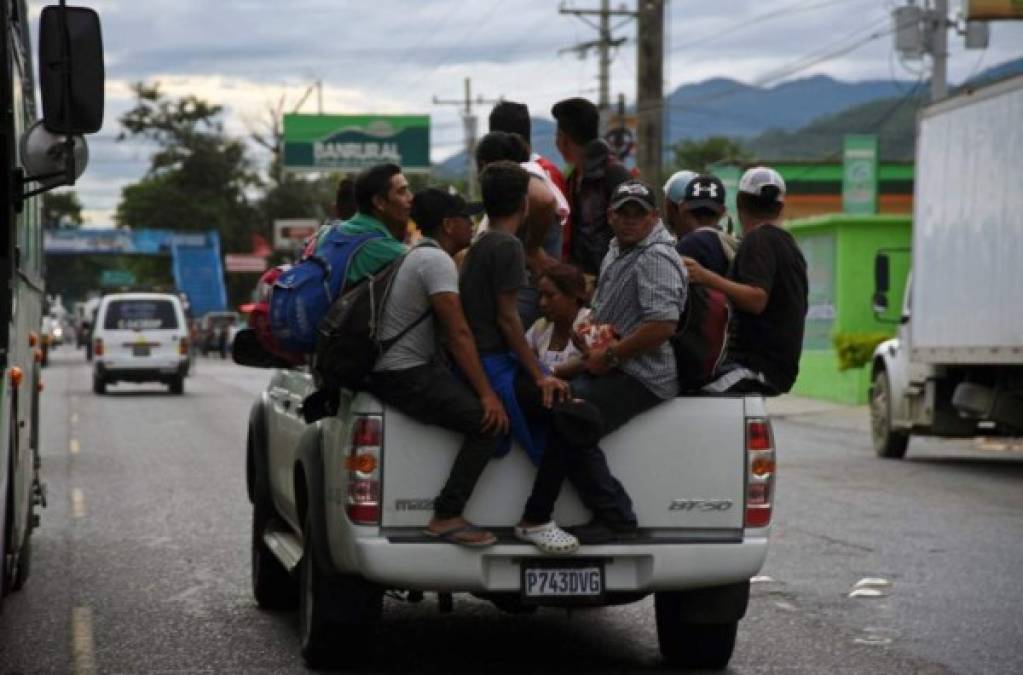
[{"xmin": 525, "ymin": 263, "xmax": 591, "ymax": 380}]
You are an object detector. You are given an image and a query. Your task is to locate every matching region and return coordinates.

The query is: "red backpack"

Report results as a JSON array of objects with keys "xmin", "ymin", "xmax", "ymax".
[
  {"xmin": 671, "ymin": 284, "xmax": 730, "ymax": 393},
  {"xmin": 246, "ymin": 265, "xmax": 305, "ymax": 366}
]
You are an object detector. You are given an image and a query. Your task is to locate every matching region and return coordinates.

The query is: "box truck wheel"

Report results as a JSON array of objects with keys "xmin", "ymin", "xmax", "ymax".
[{"xmin": 871, "ymin": 370, "xmax": 909, "ymax": 459}]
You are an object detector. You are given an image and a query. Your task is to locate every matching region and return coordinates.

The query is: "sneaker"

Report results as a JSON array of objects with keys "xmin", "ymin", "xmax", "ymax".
[{"xmin": 514, "ymin": 521, "xmax": 580, "ymax": 554}]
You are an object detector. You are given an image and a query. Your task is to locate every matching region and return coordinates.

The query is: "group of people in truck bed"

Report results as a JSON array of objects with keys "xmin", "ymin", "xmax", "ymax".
[{"xmin": 322, "ymin": 96, "xmax": 807, "ymax": 554}]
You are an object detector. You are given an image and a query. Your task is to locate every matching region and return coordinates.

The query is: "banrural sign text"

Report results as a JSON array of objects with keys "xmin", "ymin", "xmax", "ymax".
[{"xmin": 283, "ymin": 114, "xmax": 430, "ymax": 173}]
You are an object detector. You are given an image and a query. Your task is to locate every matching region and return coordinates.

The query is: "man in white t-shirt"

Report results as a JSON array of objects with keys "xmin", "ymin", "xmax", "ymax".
[{"xmin": 369, "ymin": 189, "xmax": 509, "ymax": 547}]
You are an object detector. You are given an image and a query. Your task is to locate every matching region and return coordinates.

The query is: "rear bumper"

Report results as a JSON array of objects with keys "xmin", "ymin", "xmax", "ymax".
[
  {"xmin": 95, "ymin": 360, "xmax": 187, "ymax": 382},
  {"xmin": 337, "ymin": 533, "xmax": 769, "ymax": 593}
]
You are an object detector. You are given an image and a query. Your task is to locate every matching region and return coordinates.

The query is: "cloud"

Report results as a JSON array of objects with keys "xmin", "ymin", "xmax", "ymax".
[{"xmin": 23, "ymin": 0, "xmax": 1022, "ymax": 220}]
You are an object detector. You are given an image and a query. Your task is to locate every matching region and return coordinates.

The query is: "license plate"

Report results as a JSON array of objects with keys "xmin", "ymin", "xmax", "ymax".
[
  {"xmin": 521, "ymin": 560, "xmax": 604, "ymax": 603},
  {"xmin": 132, "ymin": 345, "xmax": 151, "ymax": 357}
]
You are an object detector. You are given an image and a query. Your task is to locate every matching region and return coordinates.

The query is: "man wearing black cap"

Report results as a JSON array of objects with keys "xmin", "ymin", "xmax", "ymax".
[
  {"xmin": 370, "ymin": 188, "xmax": 510, "ymax": 547},
  {"xmin": 521, "ymin": 179, "xmax": 687, "ymax": 543},
  {"xmin": 670, "ymin": 174, "xmax": 737, "ymax": 277},
  {"xmin": 551, "ymin": 97, "xmax": 631, "ymax": 277}
]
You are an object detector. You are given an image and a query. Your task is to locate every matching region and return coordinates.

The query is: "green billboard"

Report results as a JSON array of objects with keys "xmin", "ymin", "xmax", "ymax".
[
  {"xmin": 283, "ymin": 114, "xmax": 431, "ymax": 172},
  {"xmin": 842, "ymin": 134, "xmax": 879, "ymax": 215}
]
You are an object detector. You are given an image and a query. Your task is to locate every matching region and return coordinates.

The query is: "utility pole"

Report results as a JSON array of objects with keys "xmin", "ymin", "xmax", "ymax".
[
  {"xmin": 559, "ymin": 1, "xmax": 634, "ymax": 132},
  {"xmin": 433, "ymin": 78, "xmax": 501, "ymax": 198},
  {"xmin": 929, "ymin": 0, "xmax": 948, "ymax": 102},
  {"xmin": 893, "ymin": 0, "xmax": 990, "ymax": 103},
  {"xmin": 636, "ymin": 0, "xmax": 664, "ymax": 185}
]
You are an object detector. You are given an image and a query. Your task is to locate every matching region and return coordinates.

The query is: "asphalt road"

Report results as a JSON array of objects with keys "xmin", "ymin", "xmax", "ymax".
[{"xmin": 1, "ymin": 350, "xmax": 1020, "ymax": 674}]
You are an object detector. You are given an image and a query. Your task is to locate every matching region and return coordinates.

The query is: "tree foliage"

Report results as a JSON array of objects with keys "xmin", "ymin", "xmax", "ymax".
[
  {"xmin": 115, "ymin": 82, "xmax": 260, "ymax": 253},
  {"xmin": 671, "ymin": 136, "xmax": 752, "ymax": 173},
  {"xmin": 42, "ymin": 190, "xmax": 84, "ymax": 230}
]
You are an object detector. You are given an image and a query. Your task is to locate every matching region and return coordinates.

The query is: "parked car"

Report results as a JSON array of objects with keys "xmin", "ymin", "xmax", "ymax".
[
  {"xmin": 91, "ymin": 292, "xmax": 190, "ymax": 395},
  {"xmin": 244, "ymin": 366, "xmax": 775, "ymax": 669}
]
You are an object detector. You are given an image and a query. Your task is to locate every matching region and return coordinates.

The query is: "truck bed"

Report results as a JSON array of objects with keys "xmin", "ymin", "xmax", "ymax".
[{"xmin": 372, "ymin": 394, "xmax": 755, "ymax": 534}]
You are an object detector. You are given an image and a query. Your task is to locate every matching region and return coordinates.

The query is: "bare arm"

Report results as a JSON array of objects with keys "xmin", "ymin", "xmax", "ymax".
[
  {"xmin": 496, "ymin": 290, "xmax": 569, "ymax": 407},
  {"xmin": 496, "ymin": 290, "xmax": 545, "ymax": 382},
  {"xmin": 684, "ymin": 258, "xmax": 768, "ymax": 315},
  {"xmin": 431, "ymin": 292, "xmax": 509, "ymax": 434},
  {"xmin": 523, "ymin": 178, "xmax": 558, "ymax": 275}
]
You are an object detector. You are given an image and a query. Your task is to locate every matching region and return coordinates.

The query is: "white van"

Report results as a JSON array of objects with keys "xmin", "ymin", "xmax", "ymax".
[{"xmin": 92, "ymin": 292, "xmax": 190, "ymax": 395}]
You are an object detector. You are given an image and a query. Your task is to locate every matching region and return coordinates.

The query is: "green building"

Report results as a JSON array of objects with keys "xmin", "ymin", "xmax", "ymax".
[{"xmin": 786, "ymin": 214, "xmax": 912, "ymax": 404}]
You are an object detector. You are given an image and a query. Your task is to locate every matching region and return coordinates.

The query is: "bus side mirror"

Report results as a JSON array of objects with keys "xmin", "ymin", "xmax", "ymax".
[
  {"xmin": 39, "ymin": 5, "xmax": 105, "ymax": 135},
  {"xmin": 872, "ymin": 253, "xmax": 890, "ymax": 314}
]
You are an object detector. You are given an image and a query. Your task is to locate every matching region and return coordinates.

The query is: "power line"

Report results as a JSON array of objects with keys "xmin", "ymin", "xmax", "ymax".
[{"xmin": 668, "ymin": 0, "xmax": 874, "ymax": 55}]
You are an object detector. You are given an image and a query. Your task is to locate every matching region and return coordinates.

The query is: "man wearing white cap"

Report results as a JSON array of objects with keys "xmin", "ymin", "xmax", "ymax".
[{"xmin": 683, "ymin": 166, "xmax": 807, "ymax": 395}]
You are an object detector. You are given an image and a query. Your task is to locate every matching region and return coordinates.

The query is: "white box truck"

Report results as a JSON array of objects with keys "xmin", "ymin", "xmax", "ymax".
[{"xmin": 870, "ymin": 74, "xmax": 1023, "ymax": 458}]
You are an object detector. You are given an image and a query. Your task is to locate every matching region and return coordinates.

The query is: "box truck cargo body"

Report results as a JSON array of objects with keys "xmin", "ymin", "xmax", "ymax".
[{"xmin": 870, "ymin": 74, "xmax": 1023, "ymax": 459}]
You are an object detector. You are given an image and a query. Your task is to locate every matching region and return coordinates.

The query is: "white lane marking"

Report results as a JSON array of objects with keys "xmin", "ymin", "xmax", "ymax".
[
  {"xmin": 71, "ymin": 606, "xmax": 96, "ymax": 674},
  {"xmin": 854, "ymin": 577, "xmax": 891, "ymax": 589},
  {"xmin": 849, "ymin": 577, "xmax": 892, "ymax": 598},
  {"xmin": 70, "ymin": 412, "xmax": 79, "ymax": 426},
  {"xmin": 71, "ymin": 488, "xmax": 86, "ymax": 519},
  {"xmin": 751, "ymin": 575, "xmax": 775, "ymax": 584},
  {"xmin": 69, "ymin": 438, "xmax": 80, "ymax": 455}
]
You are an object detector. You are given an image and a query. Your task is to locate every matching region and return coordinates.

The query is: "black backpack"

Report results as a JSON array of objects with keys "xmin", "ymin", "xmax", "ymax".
[
  {"xmin": 311, "ymin": 242, "xmax": 436, "ymax": 400},
  {"xmin": 671, "ymin": 284, "xmax": 730, "ymax": 393}
]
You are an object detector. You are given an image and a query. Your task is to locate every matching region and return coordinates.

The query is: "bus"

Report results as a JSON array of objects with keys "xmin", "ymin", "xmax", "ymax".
[{"xmin": 0, "ymin": 0, "xmax": 103, "ymax": 605}]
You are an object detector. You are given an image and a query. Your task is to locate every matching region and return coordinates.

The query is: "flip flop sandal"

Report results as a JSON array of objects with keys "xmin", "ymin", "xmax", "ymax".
[
  {"xmin": 423, "ymin": 524, "xmax": 497, "ymax": 548},
  {"xmin": 514, "ymin": 521, "xmax": 580, "ymax": 555}
]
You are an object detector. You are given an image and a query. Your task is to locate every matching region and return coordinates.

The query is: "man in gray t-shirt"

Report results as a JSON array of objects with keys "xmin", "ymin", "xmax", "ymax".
[{"xmin": 368, "ymin": 189, "xmax": 509, "ymax": 548}]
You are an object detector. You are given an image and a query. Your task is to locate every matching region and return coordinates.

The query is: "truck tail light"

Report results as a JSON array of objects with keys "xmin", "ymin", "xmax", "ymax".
[
  {"xmin": 179, "ymin": 337, "xmax": 189, "ymax": 356},
  {"xmin": 346, "ymin": 414, "xmax": 382, "ymax": 525},
  {"xmin": 745, "ymin": 418, "xmax": 775, "ymax": 528},
  {"xmin": 93, "ymin": 338, "xmax": 104, "ymax": 357}
]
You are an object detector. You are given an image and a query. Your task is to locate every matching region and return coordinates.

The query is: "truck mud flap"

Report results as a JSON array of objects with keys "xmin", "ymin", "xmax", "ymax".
[{"xmin": 297, "ymin": 424, "xmax": 333, "ymax": 573}]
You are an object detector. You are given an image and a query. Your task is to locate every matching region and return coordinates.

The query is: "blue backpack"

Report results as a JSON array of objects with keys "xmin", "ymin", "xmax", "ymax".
[{"xmin": 269, "ymin": 228, "xmax": 385, "ymax": 353}]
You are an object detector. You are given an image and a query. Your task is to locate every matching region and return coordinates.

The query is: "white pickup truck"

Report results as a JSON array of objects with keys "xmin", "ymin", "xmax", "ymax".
[{"xmin": 245, "ymin": 367, "xmax": 775, "ymax": 670}]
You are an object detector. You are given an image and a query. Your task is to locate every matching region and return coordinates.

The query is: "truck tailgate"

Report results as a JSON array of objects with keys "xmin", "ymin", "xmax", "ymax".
[{"xmin": 380, "ymin": 397, "xmax": 746, "ymax": 530}]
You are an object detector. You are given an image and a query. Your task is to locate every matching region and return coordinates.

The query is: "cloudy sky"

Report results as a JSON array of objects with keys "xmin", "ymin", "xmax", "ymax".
[{"xmin": 29, "ymin": 0, "xmax": 1023, "ymax": 227}]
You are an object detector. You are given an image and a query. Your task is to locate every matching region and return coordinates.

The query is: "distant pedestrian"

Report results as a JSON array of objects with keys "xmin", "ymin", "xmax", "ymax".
[
  {"xmin": 551, "ymin": 97, "xmax": 631, "ymax": 278},
  {"xmin": 684, "ymin": 167, "xmax": 808, "ymax": 395}
]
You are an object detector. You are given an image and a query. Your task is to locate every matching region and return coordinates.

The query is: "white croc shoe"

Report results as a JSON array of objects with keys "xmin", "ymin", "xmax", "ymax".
[{"xmin": 514, "ymin": 521, "xmax": 580, "ymax": 555}]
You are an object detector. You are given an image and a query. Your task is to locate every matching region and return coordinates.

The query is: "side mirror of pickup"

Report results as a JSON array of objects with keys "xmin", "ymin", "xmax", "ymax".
[{"xmin": 232, "ymin": 329, "xmax": 300, "ymax": 369}]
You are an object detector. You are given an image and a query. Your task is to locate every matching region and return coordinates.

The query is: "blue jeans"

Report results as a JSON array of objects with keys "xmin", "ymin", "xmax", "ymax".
[{"xmin": 521, "ymin": 371, "xmax": 663, "ymax": 525}]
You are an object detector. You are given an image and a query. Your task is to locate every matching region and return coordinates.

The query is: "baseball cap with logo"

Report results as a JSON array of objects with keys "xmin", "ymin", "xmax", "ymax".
[
  {"xmin": 738, "ymin": 166, "xmax": 786, "ymax": 203},
  {"xmin": 610, "ymin": 179, "xmax": 657, "ymax": 212},
  {"xmin": 682, "ymin": 174, "xmax": 726, "ymax": 213},
  {"xmin": 662, "ymin": 170, "xmax": 697, "ymax": 204}
]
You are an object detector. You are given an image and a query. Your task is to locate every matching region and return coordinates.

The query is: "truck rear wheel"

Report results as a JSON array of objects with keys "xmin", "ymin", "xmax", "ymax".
[
  {"xmin": 655, "ymin": 592, "xmax": 738, "ymax": 669},
  {"xmin": 168, "ymin": 375, "xmax": 184, "ymax": 395},
  {"xmin": 871, "ymin": 371, "xmax": 909, "ymax": 459},
  {"xmin": 299, "ymin": 513, "xmax": 381, "ymax": 668}
]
